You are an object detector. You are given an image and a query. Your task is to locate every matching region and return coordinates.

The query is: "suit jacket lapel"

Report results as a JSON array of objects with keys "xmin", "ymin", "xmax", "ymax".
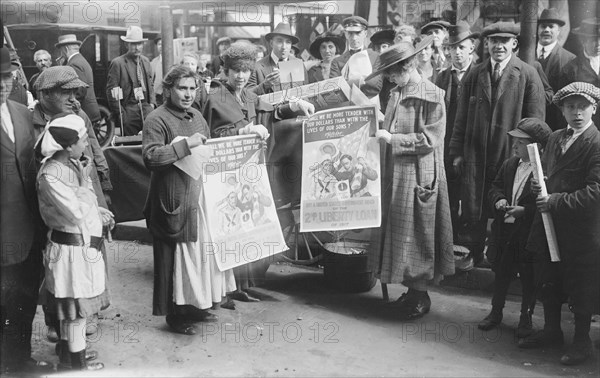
[
  {"xmin": 496, "ymin": 56, "xmax": 519, "ymax": 102},
  {"xmin": 548, "ymin": 127, "xmax": 594, "ymax": 176},
  {"xmin": 478, "ymin": 62, "xmax": 492, "ymax": 103}
]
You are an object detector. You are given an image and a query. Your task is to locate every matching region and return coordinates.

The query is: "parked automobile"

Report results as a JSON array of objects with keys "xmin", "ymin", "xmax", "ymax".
[{"xmin": 5, "ymin": 23, "xmax": 159, "ymax": 147}]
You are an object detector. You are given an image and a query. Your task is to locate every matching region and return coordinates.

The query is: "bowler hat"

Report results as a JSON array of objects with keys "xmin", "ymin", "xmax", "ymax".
[
  {"xmin": 55, "ymin": 34, "xmax": 82, "ymax": 48},
  {"xmin": 482, "ymin": 21, "xmax": 520, "ymax": 38},
  {"xmin": 343, "ymin": 16, "xmax": 368, "ymax": 32},
  {"xmin": 34, "ymin": 66, "xmax": 88, "ymax": 92},
  {"xmin": 265, "ymin": 23, "xmax": 300, "ymax": 45},
  {"xmin": 572, "ymin": 18, "xmax": 600, "ymax": 37},
  {"xmin": 309, "ymin": 32, "xmax": 345, "ymax": 60},
  {"xmin": 446, "ymin": 21, "xmax": 480, "ymax": 45},
  {"xmin": 553, "ymin": 82, "xmax": 600, "ymax": 106},
  {"xmin": 538, "ymin": 8, "xmax": 566, "ymax": 26},
  {"xmin": 370, "ymin": 29, "xmax": 395, "ymax": 46},
  {"xmin": 0, "ymin": 46, "xmax": 19, "ymax": 74},
  {"xmin": 508, "ymin": 118, "xmax": 552, "ymax": 147},
  {"xmin": 120, "ymin": 26, "xmax": 148, "ymax": 43},
  {"xmin": 365, "ymin": 35, "xmax": 435, "ymax": 81},
  {"xmin": 421, "ymin": 20, "xmax": 451, "ymax": 35}
]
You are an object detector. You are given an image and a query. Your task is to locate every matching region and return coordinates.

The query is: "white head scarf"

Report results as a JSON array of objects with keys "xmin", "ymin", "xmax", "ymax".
[{"xmin": 35, "ymin": 113, "xmax": 87, "ymax": 161}]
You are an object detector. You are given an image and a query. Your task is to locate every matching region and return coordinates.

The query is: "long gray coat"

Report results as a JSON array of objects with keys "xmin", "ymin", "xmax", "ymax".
[
  {"xmin": 449, "ymin": 54, "xmax": 546, "ymax": 222},
  {"xmin": 370, "ymin": 78, "xmax": 455, "ymax": 284}
]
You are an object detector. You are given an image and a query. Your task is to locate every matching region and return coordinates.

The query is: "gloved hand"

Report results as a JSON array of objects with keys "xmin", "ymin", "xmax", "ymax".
[
  {"xmin": 289, "ymin": 98, "xmax": 315, "ymax": 116},
  {"xmin": 239, "ymin": 124, "xmax": 270, "ymax": 140}
]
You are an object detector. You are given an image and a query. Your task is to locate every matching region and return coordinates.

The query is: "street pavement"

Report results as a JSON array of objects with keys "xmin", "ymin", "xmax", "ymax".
[{"xmin": 25, "ymin": 225, "xmax": 599, "ymax": 377}]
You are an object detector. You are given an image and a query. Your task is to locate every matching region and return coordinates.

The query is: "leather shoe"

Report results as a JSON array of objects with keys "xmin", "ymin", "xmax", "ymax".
[
  {"xmin": 478, "ymin": 310, "xmax": 503, "ymax": 331},
  {"xmin": 185, "ymin": 309, "xmax": 218, "ymax": 323},
  {"xmin": 387, "ymin": 292, "xmax": 411, "ymax": 308},
  {"xmin": 221, "ymin": 297, "xmax": 236, "ymax": 310},
  {"xmin": 397, "ymin": 292, "xmax": 431, "ymax": 320},
  {"xmin": 518, "ymin": 329, "xmax": 564, "ymax": 349},
  {"xmin": 560, "ymin": 339, "xmax": 593, "ymax": 366},
  {"xmin": 230, "ymin": 291, "xmax": 260, "ymax": 302},
  {"xmin": 47, "ymin": 325, "xmax": 60, "ymax": 342},
  {"xmin": 516, "ymin": 314, "xmax": 533, "ymax": 338},
  {"xmin": 166, "ymin": 315, "xmax": 197, "ymax": 336},
  {"xmin": 2, "ymin": 358, "xmax": 53, "ymax": 374}
]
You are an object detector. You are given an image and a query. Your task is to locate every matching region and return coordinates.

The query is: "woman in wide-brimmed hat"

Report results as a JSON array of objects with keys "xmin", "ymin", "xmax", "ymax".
[
  {"xmin": 307, "ymin": 31, "xmax": 345, "ymax": 83},
  {"xmin": 368, "ymin": 36, "xmax": 454, "ymax": 321}
]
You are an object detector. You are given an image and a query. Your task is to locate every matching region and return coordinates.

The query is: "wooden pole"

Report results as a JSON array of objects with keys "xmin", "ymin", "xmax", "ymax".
[
  {"xmin": 160, "ymin": 4, "xmax": 174, "ymax": 76},
  {"xmin": 519, "ymin": 0, "xmax": 538, "ymax": 64}
]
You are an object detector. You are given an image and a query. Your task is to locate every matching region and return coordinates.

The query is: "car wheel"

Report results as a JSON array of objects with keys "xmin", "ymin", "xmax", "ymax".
[{"xmin": 95, "ymin": 104, "xmax": 115, "ymax": 148}]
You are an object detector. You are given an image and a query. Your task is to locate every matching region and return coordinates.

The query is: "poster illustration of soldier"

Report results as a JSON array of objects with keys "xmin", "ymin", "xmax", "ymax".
[
  {"xmin": 300, "ymin": 105, "xmax": 381, "ymax": 232},
  {"xmin": 202, "ymin": 135, "xmax": 287, "ymax": 271}
]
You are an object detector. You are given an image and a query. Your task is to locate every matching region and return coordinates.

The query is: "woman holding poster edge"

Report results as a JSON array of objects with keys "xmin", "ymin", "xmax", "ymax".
[
  {"xmin": 202, "ymin": 42, "xmax": 313, "ymax": 306},
  {"xmin": 367, "ymin": 36, "xmax": 454, "ymax": 320}
]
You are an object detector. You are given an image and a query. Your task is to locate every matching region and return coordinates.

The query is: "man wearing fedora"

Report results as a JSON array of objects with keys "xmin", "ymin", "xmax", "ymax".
[
  {"xmin": 330, "ymin": 16, "xmax": 382, "ymax": 104},
  {"xmin": 537, "ymin": 8, "xmax": 576, "ymax": 131},
  {"xmin": 449, "ymin": 22, "xmax": 545, "ymax": 266},
  {"xmin": 106, "ymin": 25, "xmax": 155, "ymax": 136},
  {"xmin": 0, "ymin": 46, "xmax": 52, "ymax": 375},
  {"xmin": 435, "ymin": 21, "xmax": 479, "ymax": 241},
  {"xmin": 421, "ymin": 19, "xmax": 451, "ymax": 69},
  {"xmin": 560, "ymin": 18, "xmax": 600, "ymax": 129},
  {"xmin": 56, "ymin": 34, "xmax": 102, "ymax": 125},
  {"xmin": 307, "ymin": 31, "xmax": 345, "ymax": 83},
  {"xmin": 247, "ymin": 23, "xmax": 307, "ymax": 95}
]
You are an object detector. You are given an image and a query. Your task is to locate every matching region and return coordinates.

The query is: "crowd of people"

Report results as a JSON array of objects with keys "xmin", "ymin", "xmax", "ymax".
[{"xmin": 1, "ymin": 6, "xmax": 599, "ymax": 374}]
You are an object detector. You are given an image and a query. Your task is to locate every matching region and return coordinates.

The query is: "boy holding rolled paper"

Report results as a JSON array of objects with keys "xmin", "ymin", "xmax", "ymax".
[
  {"xmin": 519, "ymin": 82, "xmax": 600, "ymax": 366},
  {"xmin": 478, "ymin": 118, "xmax": 552, "ymax": 339}
]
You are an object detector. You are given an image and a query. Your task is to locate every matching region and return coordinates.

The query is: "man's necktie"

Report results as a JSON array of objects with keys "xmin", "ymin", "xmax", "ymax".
[
  {"xmin": 492, "ymin": 62, "xmax": 501, "ymax": 83},
  {"xmin": 137, "ymin": 60, "xmax": 146, "ymax": 92},
  {"xmin": 349, "ymin": 49, "xmax": 360, "ymax": 56},
  {"xmin": 559, "ymin": 128, "xmax": 574, "ymax": 155},
  {"xmin": 539, "ymin": 47, "xmax": 546, "ymax": 60}
]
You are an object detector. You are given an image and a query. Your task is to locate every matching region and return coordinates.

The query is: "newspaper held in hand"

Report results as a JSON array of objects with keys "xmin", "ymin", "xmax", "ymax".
[
  {"xmin": 171, "ymin": 136, "xmax": 213, "ymax": 180},
  {"xmin": 527, "ymin": 143, "xmax": 560, "ymax": 262},
  {"xmin": 278, "ymin": 60, "xmax": 305, "ymax": 84}
]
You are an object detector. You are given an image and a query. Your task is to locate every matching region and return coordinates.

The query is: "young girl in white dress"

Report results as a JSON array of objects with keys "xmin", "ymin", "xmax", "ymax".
[{"xmin": 36, "ymin": 113, "xmax": 113, "ymax": 371}]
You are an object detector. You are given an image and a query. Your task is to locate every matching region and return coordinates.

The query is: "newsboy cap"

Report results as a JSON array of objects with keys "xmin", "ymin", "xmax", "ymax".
[
  {"xmin": 508, "ymin": 118, "xmax": 552, "ymax": 147},
  {"xmin": 343, "ymin": 16, "xmax": 368, "ymax": 32},
  {"xmin": 482, "ymin": 21, "xmax": 520, "ymax": 38},
  {"xmin": 553, "ymin": 82, "xmax": 600, "ymax": 106},
  {"xmin": 34, "ymin": 66, "xmax": 88, "ymax": 91},
  {"xmin": 421, "ymin": 20, "xmax": 451, "ymax": 35}
]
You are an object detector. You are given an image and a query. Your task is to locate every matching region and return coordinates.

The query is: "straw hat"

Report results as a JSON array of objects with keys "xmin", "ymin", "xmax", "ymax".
[
  {"xmin": 365, "ymin": 35, "xmax": 435, "ymax": 80},
  {"xmin": 55, "ymin": 34, "xmax": 82, "ymax": 48}
]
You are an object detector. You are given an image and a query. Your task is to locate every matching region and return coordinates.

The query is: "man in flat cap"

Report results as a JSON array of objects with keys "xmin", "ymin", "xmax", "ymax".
[
  {"xmin": 520, "ymin": 82, "xmax": 600, "ymax": 366},
  {"xmin": 449, "ymin": 22, "xmax": 545, "ymax": 266},
  {"xmin": 0, "ymin": 45, "xmax": 52, "ymax": 375},
  {"xmin": 330, "ymin": 16, "xmax": 383, "ymax": 106},
  {"xmin": 560, "ymin": 18, "xmax": 600, "ymax": 129},
  {"xmin": 210, "ymin": 36, "xmax": 231, "ymax": 78},
  {"xmin": 537, "ymin": 8, "xmax": 575, "ymax": 131},
  {"xmin": 247, "ymin": 23, "xmax": 307, "ymax": 95},
  {"xmin": 106, "ymin": 25, "xmax": 155, "ymax": 136},
  {"xmin": 435, "ymin": 21, "xmax": 479, "ymax": 240},
  {"xmin": 56, "ymin": 34, "xmax": 102, "ymax": 126},
  {"xmin": 32, "ymin": 66, "xmax": 112, "ymax": 365},
  {"xmin": 421, "ymin": 20, "xmax": 451, "ymax": 69}
]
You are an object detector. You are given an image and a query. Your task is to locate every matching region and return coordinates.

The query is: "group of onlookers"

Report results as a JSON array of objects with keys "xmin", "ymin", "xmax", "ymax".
[{"xmin": 1, "ymin": 4, "xmax": 599, "ymax": 374}]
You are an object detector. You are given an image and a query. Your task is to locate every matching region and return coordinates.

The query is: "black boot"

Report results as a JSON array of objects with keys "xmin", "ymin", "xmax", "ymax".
[
  {"xmin": 56, "ymin": 340, "xmax": 98, "ymax": 370},
  {"xmin": 397, "ymin": 290, "xmax": 431, "ymax": 320},
  {"xmin": 519, "ymin": 299, "xmax": 563, "ymax": 349},
  {"xmin": 70, "ymin": 350, "xmax": 104, "ymax": 371}
]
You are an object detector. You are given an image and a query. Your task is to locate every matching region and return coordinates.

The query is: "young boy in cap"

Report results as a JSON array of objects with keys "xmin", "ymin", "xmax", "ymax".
[
  {"xmin": 478, "ymin": 118, "xmax": 552, "ymax": 339},
  {"xmin": 519, "ymin": 82, "xmax": 600, "ymax": 366}
]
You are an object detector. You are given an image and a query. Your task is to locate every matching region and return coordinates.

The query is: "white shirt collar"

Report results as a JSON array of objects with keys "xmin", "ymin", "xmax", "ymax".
[
  {"xmin": 491, "ymin": 54, "xmax": 511, "ymax": 74},
  {"xmin": 271, "ymin": 51, "xmax": 288, "ymax": 64},
  {"xmin": 537, "ymin": 41, "xmax": 557, "ymax": 58},
  {"xmin": 451, "ymin": 58, "xmax": 472, "ymax": 73},
  {"xmin": 583, "ymin": 50, "xmax": 600, "ymax": 75},
  {"xmin": 568, "ymin": 120, "xmax": 593, "ymax": 137}
]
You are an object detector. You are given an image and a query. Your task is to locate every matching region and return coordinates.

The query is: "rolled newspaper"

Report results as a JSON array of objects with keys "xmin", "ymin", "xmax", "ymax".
[{"xmin": 527, "ymin": 143, "xmax": 560, "ymax": 262}]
